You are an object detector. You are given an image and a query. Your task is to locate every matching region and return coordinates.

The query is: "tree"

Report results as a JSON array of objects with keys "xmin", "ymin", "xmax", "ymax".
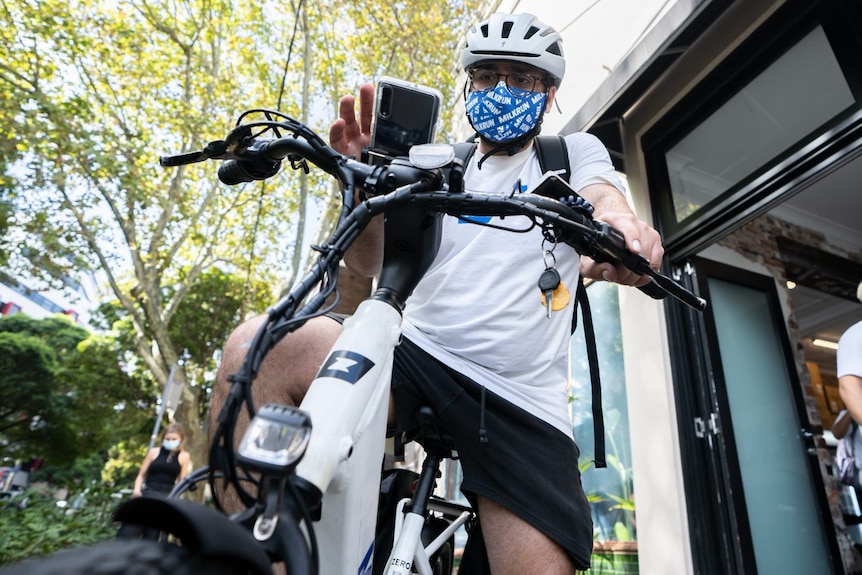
[
  {"xmin": 0, "ymin": 0, "xmax": 486, "ymax": 467},
  {"xmin": 95, "ymin": 266, "xmax": 273, "ymax": 423},
  {"xmin": 1, "ymin": 0, "xmax": 290, "ymax": 461},
  {"xmin": 0, "ymin": 190, "xmax": 10, "ymax": 269},
  {"xmin": 0, "ymin": 315, "xmax": 151, "ymax": 468},
  {"xmin": 168, "ymin": 267, "xmax": 273, "ymax": 370},
  {"xmin": 0, "ymin": 331, "xmax": 61, "ymax": 461}
]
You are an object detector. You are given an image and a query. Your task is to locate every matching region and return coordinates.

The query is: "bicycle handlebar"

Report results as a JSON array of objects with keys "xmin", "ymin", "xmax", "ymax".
[{"xmin": 161, "ymin": 113, "xmax": 705, "ymax": 311}]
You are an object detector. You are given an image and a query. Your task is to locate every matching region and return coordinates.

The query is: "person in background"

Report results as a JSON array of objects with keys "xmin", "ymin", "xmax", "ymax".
[
  {"xmin": 835, "ymin": 281, "xmax": 862, "ymax": 480},
  {"xmin": 837, "ymin": 282, "xmax": 862, "ymax": 426},
  {"xmin": 117, "ymin": 422, "xmax": 191, "ymax": 539}
]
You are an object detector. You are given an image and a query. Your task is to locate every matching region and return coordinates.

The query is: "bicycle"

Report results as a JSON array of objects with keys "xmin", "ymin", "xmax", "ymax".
[{"xmin": 0, "ymin": 109, "xmax": 705, "ymax": 575}]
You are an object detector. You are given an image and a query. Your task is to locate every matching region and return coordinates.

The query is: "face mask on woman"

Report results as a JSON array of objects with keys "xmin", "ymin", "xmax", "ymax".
[
  {"xmin": 163, "ymin": 438, "xmax": 180, "ymax": 451},
  {"xmin": 465, "ymin": 82, "xmax": 548, "ymax": 143}
]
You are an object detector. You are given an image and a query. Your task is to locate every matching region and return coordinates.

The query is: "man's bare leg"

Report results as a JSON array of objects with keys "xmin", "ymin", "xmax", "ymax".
[
  {"xmin": 478, "ymin": 496, "xmax": 577, "ymax": 575},
  {"xmin": 211, "ymin": 315, "xmax": 343, "ymax": 412},
  {"xmin": 208, "ymin": 315, "xmax": 343, "ymax": 505}
]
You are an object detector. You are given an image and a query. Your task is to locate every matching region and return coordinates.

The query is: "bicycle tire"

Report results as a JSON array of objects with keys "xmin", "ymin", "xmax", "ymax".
[
  {"xmin": 0, "ymin": 539, "xmax": 253, "ymax": 575},
  {"xmin": 424, "ymin": 517, "xmax": 455, "ymax": 575},
  {"xmin": 431, "ymin": 536, "xmax": 454, "ymax": 575}
]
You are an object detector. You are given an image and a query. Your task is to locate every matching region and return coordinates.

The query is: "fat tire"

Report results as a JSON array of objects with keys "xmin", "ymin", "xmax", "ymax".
[{"xmin": 0, "ymin": 538, "xmax": 252, "ymax": 575}]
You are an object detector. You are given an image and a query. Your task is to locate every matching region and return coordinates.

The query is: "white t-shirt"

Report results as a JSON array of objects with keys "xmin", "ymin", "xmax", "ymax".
[
  {"xmin": 838, "ymin": 321, "xmax": 862, "ymax": 378},
  {"xmin": 401, "ymin": 133, "xmax": 624, "ymax": 436}
]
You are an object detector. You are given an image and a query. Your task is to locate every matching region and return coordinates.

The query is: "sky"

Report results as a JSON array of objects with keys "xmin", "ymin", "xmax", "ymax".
[{"xmin": 482, "ymin": 0, "xmax": 675, "ymax": 134}]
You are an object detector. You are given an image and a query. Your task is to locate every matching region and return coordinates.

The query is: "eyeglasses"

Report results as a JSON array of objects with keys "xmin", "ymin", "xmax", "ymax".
[{"xmin": 469, "ymin": 68, "xmax": 548, "ymax": 95}]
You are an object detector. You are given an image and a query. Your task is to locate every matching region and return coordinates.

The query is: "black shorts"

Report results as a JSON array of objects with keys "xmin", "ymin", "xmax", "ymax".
[{"xmin": 389, "ymin": 335, "xmax": 594, "ymax": 570}]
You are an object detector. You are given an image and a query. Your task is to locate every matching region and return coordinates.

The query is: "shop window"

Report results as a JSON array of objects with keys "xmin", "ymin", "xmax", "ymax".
[
  {"xmin": 664, "ymin": 25, "xmax": 854, "ymax": 228},
  {"xmin": 570, "ymin": 282, "xmax": 636, "ymax": 554}
]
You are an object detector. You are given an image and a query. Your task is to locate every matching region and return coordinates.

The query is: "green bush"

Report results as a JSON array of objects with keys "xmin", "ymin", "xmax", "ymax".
[{"xmin": 0, "ymin": 484, "xmax": 119, "ymax": 566}]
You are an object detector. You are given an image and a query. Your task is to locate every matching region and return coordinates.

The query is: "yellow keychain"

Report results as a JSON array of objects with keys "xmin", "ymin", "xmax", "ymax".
[
  {"xmin": 540, "ymin": 280, "xmax": 570, "ymax": 312},
  {"xmin": 538, "ymin": 267, "xmax": 570, "ymax": 317},
  {"xmin": 537, "ymin": 244, "xmax": 569, "ymax": 317}
]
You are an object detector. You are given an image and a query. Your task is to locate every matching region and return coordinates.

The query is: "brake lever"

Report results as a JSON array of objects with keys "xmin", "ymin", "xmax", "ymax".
[
  {"xmin": 584, "ymin": 221, "xmax": 707, "ymax": 311},
  {"xmin": 159, "ymin": 140, "xmax": 229, "ymax": 167}
]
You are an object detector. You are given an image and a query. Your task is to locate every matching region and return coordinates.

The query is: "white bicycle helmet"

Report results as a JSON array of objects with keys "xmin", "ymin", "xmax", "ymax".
[{"xmin": 461, "ymin": 12, "xmax": 565, "ymax": 87}]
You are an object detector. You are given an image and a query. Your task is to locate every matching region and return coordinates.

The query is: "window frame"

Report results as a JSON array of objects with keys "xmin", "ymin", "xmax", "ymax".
[{"xmin": 642, "ymin": 0, "xmax": 862, "ymax": 260}]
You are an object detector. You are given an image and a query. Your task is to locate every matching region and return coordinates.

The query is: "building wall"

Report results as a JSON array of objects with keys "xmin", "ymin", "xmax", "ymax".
[
  {"xmin": 617, "ymin": 0, "xmax": 858, "ymax": 571},
  {"xmin": 0, "ymin": 272, "xmax": 97, "ymax": 325},
  {"xmin": 614, "ymin": 1, "xmax": 797, "ymax": 573}
]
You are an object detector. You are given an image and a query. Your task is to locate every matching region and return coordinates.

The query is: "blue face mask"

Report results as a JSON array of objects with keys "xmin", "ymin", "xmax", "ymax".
[
  {"xmin": 163, "ymin": 439, "xmax": 180, "ymax": 451},
  {"xmin": 465, "ymin": 82, "xmax": 548, "ymax": 144}
]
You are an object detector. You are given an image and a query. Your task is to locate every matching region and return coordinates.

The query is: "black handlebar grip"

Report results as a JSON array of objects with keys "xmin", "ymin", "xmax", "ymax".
[
  {"xmin": 218, "ymin": 158, "xmax": 282, "ymax": 185},
  {"xmin": 637, "ymin": 279, "xmax": 668, "ymax": 300},
  {"xmin": 218, "ymin": 160, "xmax": 256, "ymax": 185}
]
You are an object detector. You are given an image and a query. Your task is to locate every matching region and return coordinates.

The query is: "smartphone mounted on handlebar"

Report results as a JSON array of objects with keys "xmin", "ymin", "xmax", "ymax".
[{"xmin": 366, "ymin": 77, "xmax": 442, "ymax": 166}]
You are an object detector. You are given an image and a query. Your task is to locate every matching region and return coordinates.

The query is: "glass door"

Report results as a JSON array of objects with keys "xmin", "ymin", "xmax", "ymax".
[
  {"xmin": 706, "ymin": 269, "xmax": 832, "ymax": 573},
  {"xmin": 673, "ymin": 259, "xmax": 840, "ymax": 573}
]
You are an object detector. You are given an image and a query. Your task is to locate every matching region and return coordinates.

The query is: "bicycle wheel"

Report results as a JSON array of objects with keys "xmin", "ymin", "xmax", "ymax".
[
  {"xmin": 425, "ymin": 517, "xmax": 455, "ymax": 575},
  {"xmin": 431, "ymin": 535, "xmax": 454, "ymax": 575},
  {"xmin": 0, "ymin": 539, "xmax": 253, "ymax": 575}
]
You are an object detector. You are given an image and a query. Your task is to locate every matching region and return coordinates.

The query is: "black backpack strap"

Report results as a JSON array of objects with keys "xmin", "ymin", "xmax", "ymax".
[
  {"xmin": 574, "ymin": 276, "xmax": 607, "ymax": 468},
  {"xmin": 448, "ymin": 141, "xmax": 478, "ymax": 194},
  {"xmin": 453, "ymin": 141, "xmax": 478, "ymax": 167},
  {"xmin": 534, "ymin": 134, "xmax": 606, "ymax": 467},
  {"xmin": 536, "ymin": 134, "xmax": 607, "ymax": 468},
  {"xmin": 534, "ymin": 135, "xmax": 571, "ymax": 182}
]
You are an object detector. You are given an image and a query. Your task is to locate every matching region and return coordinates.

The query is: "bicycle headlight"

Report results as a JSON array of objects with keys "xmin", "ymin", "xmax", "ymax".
[
  {"xmin": 237, "ymin": 404, "xmax": 312, "ymax": 475},
  {"xmin": 409, "ymin": 143, "xmax": 455, "ymax": 169}
]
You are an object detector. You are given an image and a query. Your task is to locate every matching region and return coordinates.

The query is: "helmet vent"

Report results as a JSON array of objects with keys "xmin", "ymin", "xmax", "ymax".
[
  {"xmin": 480, "ymin": 24, "xmax": 489, "ymax": 38},
  {"xmin": 502, "ymin": 21, "xmax": 513, "ymax": 38},
  {"xmin": 525, "ymin": 26, "xmax": 539, "ymax": 40}
]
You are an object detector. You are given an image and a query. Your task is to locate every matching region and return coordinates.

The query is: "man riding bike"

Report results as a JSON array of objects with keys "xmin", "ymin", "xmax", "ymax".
[{"xmin": 212, "ymin": 12, "xmax": 664, "ymax": 574}]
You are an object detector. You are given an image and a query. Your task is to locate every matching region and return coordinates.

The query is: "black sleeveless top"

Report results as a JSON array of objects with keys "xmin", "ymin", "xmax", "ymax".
[{"xmin": 144, "ymin": 447, "xmax": 181, "ymax": 493}]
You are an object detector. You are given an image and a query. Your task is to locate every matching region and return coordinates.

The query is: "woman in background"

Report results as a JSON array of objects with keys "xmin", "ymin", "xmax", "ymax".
[{"xmin": 117, "ymin": 422, "xmax": 191, "ymax": 539}]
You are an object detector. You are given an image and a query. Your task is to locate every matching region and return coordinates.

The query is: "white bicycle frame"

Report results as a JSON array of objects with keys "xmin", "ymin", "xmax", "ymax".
[{"xmin": 293, "ymin": 297, "xmax": 470, "ymax": 574}]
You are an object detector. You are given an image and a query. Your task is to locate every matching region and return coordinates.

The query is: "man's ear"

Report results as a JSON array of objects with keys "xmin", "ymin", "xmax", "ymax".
[{"xmin": 545, "ymin": 86, "xmax": 558, "ymax": 113}]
